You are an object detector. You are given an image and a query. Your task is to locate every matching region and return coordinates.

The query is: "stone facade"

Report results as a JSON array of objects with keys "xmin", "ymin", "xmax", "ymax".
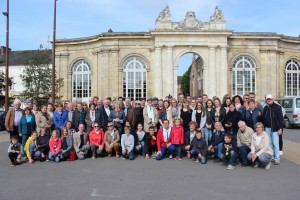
[{"xmin": 55, "ymin": 6, "xmax": 300, "ymax": 102}]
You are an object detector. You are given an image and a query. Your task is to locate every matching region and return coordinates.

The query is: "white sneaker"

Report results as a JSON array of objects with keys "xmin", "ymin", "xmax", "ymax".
[
  {"xmin": 226, "ymin": 165, "xmax": 235, "ymax": 170},
  {"xmin": 168, "ymin": 155, "xmax": 173, "ymax": 159},
  {"xmin": 279, "ymin": 151, "xmax": 283, "ymax": 156},
  {"xmin": 253, "ymin": 162, "xmax": 259, "ymax": 168},
  {"xmin": 274, "ymin": 160, "xmax": 280, "ymax": 165},
  {"xmin": 195, "ymin": 158, "xmax": 199, "ymax": 163},
  {"xmin": 265, "ymin": 162, "xmax": 271, "ymax": 170}
]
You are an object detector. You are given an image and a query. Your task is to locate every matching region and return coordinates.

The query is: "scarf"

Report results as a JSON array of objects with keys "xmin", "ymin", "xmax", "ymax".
[{"xmin": 147, "ymin": 106, "xmax": 154, "ymax": 120}]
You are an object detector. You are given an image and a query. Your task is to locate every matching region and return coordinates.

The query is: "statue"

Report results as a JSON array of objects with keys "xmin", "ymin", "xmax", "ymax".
[
  {"xmin": 175, "ymin": 11, "xmax": 203, "ymax": 29},
  {"xmin": 156, "ymin": 5, "xmax": 171, "ymax": 22},
  {"xmin": 210, "ymin": 6, "xmax": 224, "ymax": 21}
]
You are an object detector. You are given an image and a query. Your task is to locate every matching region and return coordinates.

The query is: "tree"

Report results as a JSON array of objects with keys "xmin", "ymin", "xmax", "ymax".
[
  {"xmin": 20, "ymin": 50, "xmax": 64, "ymax": 106},
  {"xmin": 180, "ymin": 66, "xmax": 191, "ymax": 96},
  {"xmin": 0, "ymin": 71, "xmax": 13, "ymax": 94}
]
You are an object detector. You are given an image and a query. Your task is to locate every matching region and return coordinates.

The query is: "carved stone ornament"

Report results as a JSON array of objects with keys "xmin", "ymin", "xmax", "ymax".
[
  {"xmin": 174, "ymin": 11, "xmax": 203, "ymax": 30},
  {"xmin": 210, "ymin": 6, "xmax": 224, "ymax": 22},
  {"xmin": 156, "ymin": 5, "xmax": 171, "ymax": 22}
]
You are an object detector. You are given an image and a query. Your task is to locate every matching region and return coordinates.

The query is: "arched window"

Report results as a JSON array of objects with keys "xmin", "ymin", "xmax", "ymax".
[
  {"xmin": 72, "ymin": 60, "xmax": 91, "ymax": 101},
  {"xmin": 232, "ymin": 56, "xmax": 256, "ymax": 96},
  {"xmin": 285, "ymin": 59, "xmax": 300, "ymax": 96},
  {"xmin": 122, "ymin": 56, "xmax": 147, "ymax": 100}
]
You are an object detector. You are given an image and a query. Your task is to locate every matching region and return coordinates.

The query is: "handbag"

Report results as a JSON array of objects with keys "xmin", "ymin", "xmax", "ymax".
[{"xmin": 68, "ymin": 151, "xmax": 77, "ymax": 161}]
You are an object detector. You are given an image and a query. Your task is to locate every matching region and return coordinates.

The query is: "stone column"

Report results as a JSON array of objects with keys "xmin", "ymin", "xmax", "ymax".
[
  {"xmin": 174, "ymin": 65, "xmax": 178, "ymax": 98},
  {"xmin": 220, "ymin": 46, "xmax": 228, "ymax": 96},
  {"xmin": 166, "ymin": 46, "xmax": 174, "ymax": 97},
  {"xmin": 100, "ymin": 50, "xmax": 110, "ymax": 98},
  {"xmin": 154, "ymin": 46, "xmax": 162, "ymax": 98},
  {"xmin": 203, "ymin": 65, "xmax": 209, "ymax": 94},
  {"xmin": 209, "ymin": 46, "xmax": 216, "ymax": 97}
]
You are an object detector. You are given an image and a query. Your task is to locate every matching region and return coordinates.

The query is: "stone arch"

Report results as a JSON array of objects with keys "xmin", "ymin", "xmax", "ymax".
[
  {"xmin": 230, "ymin": 53, "xmax": 259, "ymax": 69},
  {"xmin": 175, "ymin": 49, "xmax": 206, "ymax": 66},
  {"xmin": 120, "ymin": 53, "xmax": 151, "ymax": 71}
]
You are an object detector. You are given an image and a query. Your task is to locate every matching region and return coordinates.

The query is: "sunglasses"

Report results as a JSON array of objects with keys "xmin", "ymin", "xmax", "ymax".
[
  {"xmin": 94, "ymin": 126, "xmax": 99, "ymax": 127},
  {"xmin": 107, "ymin": 125, "xmax": 113, "ymax": 127}
]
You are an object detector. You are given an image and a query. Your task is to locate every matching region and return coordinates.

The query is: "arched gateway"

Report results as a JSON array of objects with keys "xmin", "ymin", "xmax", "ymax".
[{"xmin": 55, "ymin": 6, "xmax": 300, "ymax": 101}]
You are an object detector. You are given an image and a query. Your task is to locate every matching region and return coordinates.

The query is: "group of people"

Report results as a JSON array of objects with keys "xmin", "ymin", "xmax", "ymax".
[{"xmin": 5, "ymin": 92, "xmax": 284, "ymax": 170}]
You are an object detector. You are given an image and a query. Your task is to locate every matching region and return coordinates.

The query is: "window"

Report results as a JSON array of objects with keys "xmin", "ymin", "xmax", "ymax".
[
  {"xmin": 232, "ymin": 56, "xmax": 256, "ymax": 96},
  {"xmin": 296, "ymin": 98, "xmax": 300, "ymax": 108},
  {"xmin": 122, "ymin": 56, "xmax": 147, "ymax": 100},
  {"xmin": 285, "ymin": 59, "xmax": 300, "ymax": 96},
  {"xmin": 72, "ymin": 60, "xmax": 91, "ymax": 101}
]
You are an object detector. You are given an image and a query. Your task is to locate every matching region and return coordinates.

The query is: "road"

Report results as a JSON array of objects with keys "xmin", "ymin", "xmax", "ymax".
[{"xmin": 0, "ymin": 128, "xmax": 300, "ymax": 200}]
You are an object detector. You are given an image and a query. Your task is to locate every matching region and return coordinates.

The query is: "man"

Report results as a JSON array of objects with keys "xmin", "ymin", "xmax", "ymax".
[
  {"xmin": 155, "ymin": 119, "xmax": 175, "ymax": 160},
  {"xmin": 237, "ymin": 121, "xmax": 254, "ymax": 166},
  {"xmin": 143, "ymin": 98, "xmax": 158, "ymax": 132},
  {"xmin": 89, "ymin": 97, "xmax": 94, "ymax": 105},
  {"xmin": 202, "ymin": 94, "xmax": 208, "ymax": 108},
  {"xmin": 178, "ymin": 93, "xmax": 185, "ymax": 109},
  {"xmin": 123, "ymin": 98, "xmax": 132, "ymax": 118},
  {"xmin": 184, "ymin": 121, "xmax": 198, "ymax": 158},
  {"xmin": 66, "ymin": 102, "xmax": 74, "ymax": 122},
  {"xmin": 93, "ymin": 96, "xmax": 99, "ymax": 106},
  {"xmin": 72, "ymin": 102, "xmax": 87, "ymax": 131},
  {"xmin": 245, "ymin": 92, "xmax": 263, "ymax": 112},
  {"xmin": 98, "ymin": 99, "xmax": 112, "ymax": 132},
  {"xmin": 96, "ymin": 99, "xmax": 103, "ymax": 110},
  {"xmin": 208, "ymin": 122, "xmax": 225, "ymax": 162},
  {"xmin": 73, "ymin": 124, "xmax": 90, "ymax": 160},
  {"xmin": 262, "ymin": 94, "xmax": 283, "ymax": 165},
  {"xmin": 5, "ymin": 99, "xmax": 23, "ymax": 141},
  {"xmin": 152, "ymin": 97, "xmax": 159, "ymax": 110},
  {"xmin": 243, "ymin": 94, "xmax": 249, "ymax": 107},
  {"xmin": 125, "ymin": 99, "xmax": 137, "ymax": 129}
]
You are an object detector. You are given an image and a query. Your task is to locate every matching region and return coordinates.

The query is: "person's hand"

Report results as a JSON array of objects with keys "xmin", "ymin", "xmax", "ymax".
[
  {"xmin": 16, "ymin": 158, "xmax": 21, "ymax": 164},
  {"xmin": 152, "ymin": 136, "xmax": 156, "ymax": 140},
  {"xmin": 115, "ymin": 118, "xmax": 120, "ymax": 122},
  {"xmin": 122, "ymin": 150, "xmax": 126, "ymax": 155},
  {"xmin": 110, "ymin": 143, "xmax": 114, "ymax": 148},
  {"xmin": 19, "ymin": 133, "xmax": 22, "ymax": 137},
  {"xmin": 225, "ymin": 152, "xmax": 229, "ymax": 156},
  {"xmin": 252, "ymin": 154, "xmax": 258, "ymax": 162},
  {"xmin": 62, "ymin": 150, "xmax": 66, "ymax": 154},
  {"xmin": 185, "ymin": 145, "xmax": 190, "ymax": 151},
  {"xmin": 15, "ymin": 151, "xmax": 20, "ymax": 154},
  {"xmin": 258, "ymin": 111, "xmax": 261, "ymax": 117},
  {"xmin": 166, "ymin": 143, "xmax": 171, "ymax": 148},
  {"xmin": 278, "ymin": 129, "xmax": 283, "ymax": 136},
  {"xmin": 127, "ymin": 151, "xmax": 130, "ymax": 155},
  {"xmin": 198, "ymin": 154, "xmax": 202, "ymax": 159},
  {"xmin": 28, "ymin": 158, "xmax": 34, "ymax": 164},
  {"xmin": 80, "ymin": 151, "xmax": 84, "ymax": 155},
  {"xmin": 145, "ymin": 154, "xmax": 150, "ymax": 159},
  {"xmin": 99, "ymin": 145, "xmax": 103, "ymax": 150},
  {"xmin": 237, "ymin": 144, "xmax": 241, "ymax": 148},
  {"xmin": 156, "ymin": 151, "xmax": 162, "ymax": 156},
  {"xmin": 208, "ymin": 145, "xmax": 213, "ymax": 151}
]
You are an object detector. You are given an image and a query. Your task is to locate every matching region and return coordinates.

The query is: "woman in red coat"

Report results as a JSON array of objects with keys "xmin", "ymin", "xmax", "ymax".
[
  {"xmin": 89, "ymin": 122, "xmax": 105, "ymax": 159},
  {"xmin": 171, "ymin": 118, "xmax": 184, "ymax": 160},
  {"xmin": 48, "ymin": 130, "xmax": 62, "ymax": 163}
]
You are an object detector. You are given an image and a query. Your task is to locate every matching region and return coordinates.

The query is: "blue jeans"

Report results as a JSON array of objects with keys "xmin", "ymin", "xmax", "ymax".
[
  {"xmin": 56, "ymin": 128, "xmax": 62, "ymax": 138},
  {"xmin": 190, "ymin": 149, "xmax": 206, "ymax": 164},
  {"xmin": 135, "ymin": 141, "xmax": 145, "ymax": 155},
  {"xmin": 122, "ymin": 150, "xmax": 135, "ymax": 160},
  {"xmin": 247, "ymin": 152, "xmax": 272, "ymax": 167},
  {"xmin": 208, "ymin": 143, "xmax": 223, "ymax": 159},
  {"xmin": 174, "ymin": 144, "xmax": 182, "ymax": 157},
  {"xmin": 203, "ymin": 127, "xmax": 212, "ymax": 145},
  {"xmin": 29, "ymin": 144, "xmax": 41, "ymax": 159},
  {"xmin": 22, "ymin": 135, "xmax": 29, "ymax": 150},
  {"xmin": 238, "ymin": 145, "xmax": 251, "ymax": 165},
  {"xmin": 265, "ymin": 127, "xmax": 280, "ymax": 160},
  {"xmin": 156, "ymin": 145, "xmax": 175, "ymax": 160},
  {"xmin": 49, "ymin": 152, "xmax": 60, "ymax": 163},
  {"xmin": 220, "ymin": 150, "xmax": 238, "ymax": 166}
]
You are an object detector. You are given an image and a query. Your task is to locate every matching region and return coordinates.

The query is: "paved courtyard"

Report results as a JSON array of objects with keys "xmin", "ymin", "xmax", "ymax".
[{"xmin": 0, "ymin": 128, "xmax": 300, "ymax": 200}]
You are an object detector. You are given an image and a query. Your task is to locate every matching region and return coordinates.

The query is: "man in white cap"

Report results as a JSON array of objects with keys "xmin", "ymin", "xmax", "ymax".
[{"xmin": 262, "ymin": 94, "xmax": 283, "ymax": 165}]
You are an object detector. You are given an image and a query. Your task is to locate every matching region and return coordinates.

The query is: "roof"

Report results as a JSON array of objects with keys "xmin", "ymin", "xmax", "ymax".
[{"xmin": 0, "ymin": 48, "xmax": 52, "ymax": 66}]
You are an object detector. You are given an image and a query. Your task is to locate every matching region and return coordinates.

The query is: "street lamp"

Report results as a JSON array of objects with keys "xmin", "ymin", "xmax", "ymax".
[
  {"xmin": 3, "ymin": 0, "xmax": 9, "ymax": 111},
  {"xmin": 51, "ymin": 0, "xmax": 57, "ymax": 104}
]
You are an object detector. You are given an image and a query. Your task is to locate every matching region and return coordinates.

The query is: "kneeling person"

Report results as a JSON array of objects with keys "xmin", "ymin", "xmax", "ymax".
[
  {"xmin": 220, "ymin": 133, "xmax": 238, "ymax": 170},
  {"xmin": 73, "ymin": 124, "xmax": 90, "ymax": 160},
  {"xmin": 89, "ymin": 122, "xmax": 105, "ymax": 159},
  {"xmin": 8, "ymin": 135, "xmax": 23, "ymax": 166},
  {"xmin": 190, "ymin": 130, "xmax": 207, "ymax": 164},
  {"xmin": 121, "ymin": 126, "xmax": 135, "ymax": 160}
]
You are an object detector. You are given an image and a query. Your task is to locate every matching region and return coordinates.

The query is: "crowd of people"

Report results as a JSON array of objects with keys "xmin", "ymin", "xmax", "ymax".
[{"xmin": 5, "ymin": 92, "xmax": 284, "ymax": 170}]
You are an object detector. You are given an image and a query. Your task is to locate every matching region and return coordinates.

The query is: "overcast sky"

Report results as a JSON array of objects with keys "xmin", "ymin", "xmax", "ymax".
[{"xmin": 1, "ymin": 0, "xmax": 299, "ymax": 75}]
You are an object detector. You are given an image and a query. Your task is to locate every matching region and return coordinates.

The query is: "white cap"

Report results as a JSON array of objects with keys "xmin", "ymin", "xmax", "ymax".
[{"xmin": 265, "ymin": 94, "xmax": 273, "ymax": 99}]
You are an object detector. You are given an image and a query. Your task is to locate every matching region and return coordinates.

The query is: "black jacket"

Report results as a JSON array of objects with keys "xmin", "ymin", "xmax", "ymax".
[
  {"xmin": 98, "ymin": 106, "xmax": 112, "ymax": 132},
  {"xmin": 210, "ymin": 130, "xmax": 225, "ymax": 147},
  {"xmin": 191, "ymin": 137, "xmax": 207, "ymax": 157},
  {"xmin": 184, "ymin": 130, "xmax": 196, "ymax": 146},
  {"xmin": 221, "ymin": 140, "xmax": 237, "ymax": 156},
  {"xmin": 262, "ymin": 103, "xmax": 283, "ymax": 132},
  {"xmin": 211, "ymin": 107, "xmax": 226, "ymax": 126},
  {"xmin": 224, "ymin": 110, "xmax": 242, "ymax": 134}
]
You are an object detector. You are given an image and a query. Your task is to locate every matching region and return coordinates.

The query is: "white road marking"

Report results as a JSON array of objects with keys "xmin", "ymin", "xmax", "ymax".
[{"xmin": 90, "ymin": 189, "xmax": 121, "ymax": 198}]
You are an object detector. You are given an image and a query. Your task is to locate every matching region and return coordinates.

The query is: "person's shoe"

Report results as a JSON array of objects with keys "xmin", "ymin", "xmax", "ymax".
[
  {"xmin": 92, "ymin": 156, "xmax": 95, "ymax": 159},
  {"xmin": 253, "ymin": 162, "xmax": 259, "ymax": 168},
  {"xmin": 169, "ymin": 155, "xmax": 173, "ymax": 159},
  {"xmin": 274, "ymin": 160, "xmax": 280, "ymax": 165},
  {"xmin": 178, "ymin": 157, "xmax": 182, "ymax": 161},
  {"xmin": 195, "ymin": 158, "xmax": 199, "ymax": 163},
  {"xmin": 265, "ymin": 162, "xmax": 271, "ymax": 170},
  {"xmin": 115, "ymin": 154, "xmax": 119, "ymax": 158},
  {"xmin": 226, "ymin": 165, "xmax": 235, "ymax": 170},
  {"xmin": 279, "ymin": 151, "xmax": 283, "ymax": 156},
  {"xmin": 213, "ymin": 158, "xmax": 222, "ymax": 163},
  {"xmin": 241, "ymin": 164, "xmax": 248, "ymax": 167}
]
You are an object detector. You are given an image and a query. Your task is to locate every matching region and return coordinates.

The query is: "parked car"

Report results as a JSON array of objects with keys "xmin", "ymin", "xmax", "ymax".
[
  {"xmin": 0, "ymin": 110, "xmax": 7, "ymax": 131},
  {"xmin": 276, "ymin": 97, "xmax": 300, "ymax": 129}
]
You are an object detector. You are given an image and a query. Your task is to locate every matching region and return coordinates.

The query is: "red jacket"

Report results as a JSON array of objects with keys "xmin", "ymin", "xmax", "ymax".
[
  {"xmin": 89, "ymin": 129, "xmax": 105, "ymax": 148},
  {"xmin": 156, "ymin": 128, "xmax": 172, "ymax": 151},
  {"xmin": 49, "ymin": 138, "xmax": 61, "ymax": 156},
  {"xmin": 170, "ymin": 126, "xmax": 184, "ymax": 145}
]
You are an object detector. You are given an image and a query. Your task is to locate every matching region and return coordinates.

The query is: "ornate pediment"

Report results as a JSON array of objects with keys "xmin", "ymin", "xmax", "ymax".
[{"xmin": 174, "ymin": 11, "xmax": 203, "ymax": 30}]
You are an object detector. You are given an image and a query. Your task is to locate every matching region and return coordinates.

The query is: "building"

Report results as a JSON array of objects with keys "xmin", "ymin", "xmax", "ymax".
[{"xmin": 33, "ymin": 6, "xmax": 300, "ymax": 101}]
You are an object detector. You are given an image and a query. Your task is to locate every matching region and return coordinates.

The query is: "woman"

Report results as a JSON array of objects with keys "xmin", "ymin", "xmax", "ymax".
[
  {"xmin": 32, "ymin": 104, "xmax": 39, "ymax": 116},
  {"xmin": 37, "ymin": 128, "xmax": 50, "ymax": 161},
  {"xmin": 85, "ymin": 103, "xmax": 97, "ymax": 136},
  {"xmin": 189, "ymin": 99, "xmax": 197, "ymax": 110},
  {"xmin": 169, "ymin": 98, "xmax": 180, "ymax": 127},
  {"xmin": 48, "ymin": 130, "xmax": 62, "ymax": 163},
  {"xmin": 35, "ymin": 105, "xmax": 53, "ymax": 135},
  {"xmin": 53, "ymin": 104, "xmax": 68, "ymax": 137},
  {"xmin": 204, "ymin": 99, "xmax": 214, "ymax": 145},
  {"xmin": 221, "ymin": 94, "xmax": 230, "ymax": 107},
  {"xmin": 24, "ymin": 131, "xmax": 41, "ymax": 164},
  {"xmin": 211, "ymin": 98, "xmax": 226, "ymax": 127},
  {"xmin": 232, "ymin": 95, "xmax": 246, "ymax": 120},
  {"xmin": 60, "ymin": 127, "xmax": 73, "ymax": 161},
  {"xmin": 133, "ymin": 123, "xmax": 147, "ymax": 157},
  {"xmin": 158, "ymin": 100, "xmax": 171, "ymax": 129},
  {"xmin": 108, "ymin": 101, "xmax": 125, "ymax": 138},
  {"xmin": 191, "ymin": 102, "xmax": 206, "ymax": 131},
  {"xmin": 247, "ymin": 122, "xmax": 273, "ymax": 169},
  {"xmin": 180, "ymin": 100, "xmax": 193, "ymax": 133},
  {"xmin": 222, "ymin": 98, "xmax": 232, "ymax": 114},
  {"xmin": 184, "ymin": 121, "xmax": 197, "ymax": 159},
  {"xmin": 89, "ymin": 122, "xmax": 105, "ymax": 159},
  {"xmin": 224, "ymin": 103, "xmax": 242, "ymax": 144},
  {"xmin": 134, "ymin": 101, "xmax": 144, "ymax": 130},
  {"xmin": 104, "ymin": 122, "xmax": 120, "ymax": 157},
  {"xmin": 82, "ymin": 102, "xmax": 88, "ymax": 112},
  {"xmin": 18, "ymin": 107, "xmax": 36, "ymax": 149}
]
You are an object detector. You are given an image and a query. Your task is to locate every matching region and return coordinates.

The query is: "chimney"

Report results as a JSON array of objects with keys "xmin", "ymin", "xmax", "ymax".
[{"xmin": 0, "ymin": 46, "xmax": 11, "ymax": 55}]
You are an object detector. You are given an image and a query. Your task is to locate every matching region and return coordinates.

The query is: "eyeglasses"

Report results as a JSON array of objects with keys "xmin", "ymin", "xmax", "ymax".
[
  {"xmin": 107, "ymin": 125, "xmax": 113, "ymax": 127},
  {"xmin": 94, "ymin": 126, "xmax": 99, "ymax": 128},
  {"xmin": 245, "ymin": 98, "xmax": 249, "ymax": 100}
]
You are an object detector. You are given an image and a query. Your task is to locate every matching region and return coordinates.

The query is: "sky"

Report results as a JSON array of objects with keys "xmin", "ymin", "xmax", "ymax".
[{"xmin": 1, "ymin": 0, "xmax": 300, "ymax": 75}]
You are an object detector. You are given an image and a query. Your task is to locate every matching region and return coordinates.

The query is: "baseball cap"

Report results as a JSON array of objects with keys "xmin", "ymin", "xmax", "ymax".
[{"xmin": 265, "ymin": 94, "xmax": 273, "ymax": 99}]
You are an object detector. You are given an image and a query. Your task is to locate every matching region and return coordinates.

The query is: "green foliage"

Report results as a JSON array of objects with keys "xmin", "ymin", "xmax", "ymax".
[
  {"xmin": 180, "ymin": 66, "xmax": 191, "ymax": 96},
  {"xmin": 20, "ymin": 50, "xmax": 64, "ymax": 106},
  {"xmin": 0, "ymin": 71, "xmax": 13, "ymax": 93}
]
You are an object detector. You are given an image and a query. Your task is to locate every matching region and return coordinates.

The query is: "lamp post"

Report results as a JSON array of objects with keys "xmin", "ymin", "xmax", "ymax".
[
  {"xmin": 3, "ymin": 0, "xmax": 9, "ymax": 111},
  {"xmin": 51, "ymin": 0, "xmax": 57, "ymax": 104}
]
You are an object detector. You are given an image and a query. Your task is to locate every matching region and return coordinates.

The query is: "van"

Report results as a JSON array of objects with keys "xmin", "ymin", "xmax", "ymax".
[{"xmin": 276, "ymin": 97, "xmax": 300, "ymax": 129}]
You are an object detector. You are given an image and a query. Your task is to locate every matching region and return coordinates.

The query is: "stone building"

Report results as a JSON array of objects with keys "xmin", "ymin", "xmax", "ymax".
[{"xmin": 55, "ymin": 6, "xmax": 300, "ymax": 102}]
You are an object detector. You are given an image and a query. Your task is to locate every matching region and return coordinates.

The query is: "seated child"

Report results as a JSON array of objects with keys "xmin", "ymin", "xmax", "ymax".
[
  {"xmin": 8, "ymin": 135, "xmax": 23, "ymax": 166},
  {"xmin": 144, "ymin": 126, "xmax": 157, "ymax": 159},
  {"xmin": 190, "ymin": 130, "xmax": 207, "ymax": 164},
  {"xmin": 221, "ymin": 133, "xmax": 238, "ymax": 170},
  {"xmin": 121, "ymin": 126, "xmax": 135, "ymax": 160}
]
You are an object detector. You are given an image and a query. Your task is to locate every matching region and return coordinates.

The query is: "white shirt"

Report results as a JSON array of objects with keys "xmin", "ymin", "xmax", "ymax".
[
  {"xmin": 163, "ymin": 127, "xmax": 171, "ymax": 142},
  {"xmin": 14, "ymin": 109, "xmax": 23, "ymax": 126},
  {"xmin": 104, "ymin": 106, "xmax": 111, "ymax": 117},
  {"xmin": 190, "ymin": 131, "xmax": 196, "ymax": 144},
  {"xmin": 255, "ymin": 135, "xmax": 262, "ymax": 148}
]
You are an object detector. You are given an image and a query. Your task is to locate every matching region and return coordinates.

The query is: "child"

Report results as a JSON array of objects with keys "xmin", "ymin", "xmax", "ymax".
[
  {"xmin": 49, "ymin": 130, "xmax": 62, "ymax": 163},
  {"xmin": 221, "ymin": 133, "xmax": 238, "ymax": 170},
  {"xmin": 37, "ymin": 128, "xmax": 50, "ymax": 161},
  {"xmin": 24, "ymin": 131, "xmax": 41, "ymax": 164},
  {"xmin": 60, "ymin": 127, "xmax": 73, "ymax": 161},
  {"xmin": 133, "ymin": 123, "xmax": 147, "ymax": 157},
  {"xmin": 8, "ymin": 135, "xmax": 23, "ymax": 166},
  {"xmin": 145, "ymin": 126, "xmax": 157, "ymax": 159},
  {"xmin": 190, "ymin": 130, "xmax": 207, "ymax": 164},
  {"xmin": 170, "ymin": 118, "xmax": 184, "ymax": 160},
  {"xmin": 121, "ymin": 126, "xmax": 135, "ymax": 160}
]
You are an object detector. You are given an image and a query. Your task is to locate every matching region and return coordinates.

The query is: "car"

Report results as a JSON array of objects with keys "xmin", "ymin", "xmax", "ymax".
[
  {"xmin": 0, "ymin": 110, "xmax": 7, "ymax": 131},
  {"xmin": 276, "ymin": 97, "xmax": 300, "ymax": 129}
]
